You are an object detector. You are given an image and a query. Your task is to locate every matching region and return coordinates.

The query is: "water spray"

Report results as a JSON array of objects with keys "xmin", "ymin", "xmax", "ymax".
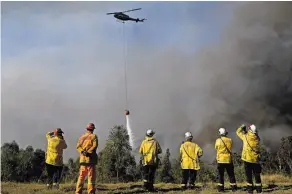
[{"xmin": 125, "ymin": 110, "xmax": 135, "ymax": 148}]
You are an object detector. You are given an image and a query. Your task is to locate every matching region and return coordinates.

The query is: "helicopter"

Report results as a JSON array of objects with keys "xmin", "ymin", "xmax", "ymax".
[{"xmin": 106, "ymin": 8, "xmax": 146, "ymax": 23}]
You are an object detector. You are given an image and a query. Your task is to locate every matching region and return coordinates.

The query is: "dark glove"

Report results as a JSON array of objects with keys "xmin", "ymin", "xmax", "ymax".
[
  {"xmin": 240, "ymin": 124, "xmax": 247, "ymax": 133},
  {"xmin": 139, "ymin": 156, "xmax": 144, "ymax": 166},
  {"xmin": 81, "ymin": 151, "xmax": 90, "ymax": 157}
]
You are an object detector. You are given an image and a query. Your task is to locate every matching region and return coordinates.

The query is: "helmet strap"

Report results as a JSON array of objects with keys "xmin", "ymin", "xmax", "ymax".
[{"xmin": 186, "ymin": 137, "xmax": 193, "ymax": 141}]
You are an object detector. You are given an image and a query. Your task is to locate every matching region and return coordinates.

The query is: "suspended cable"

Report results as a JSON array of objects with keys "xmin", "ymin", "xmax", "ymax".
[
  {"xmin": 122, "ymin": 22, "xmax": 135, "ymax": 148},
  {"xmin": 122, "ymin": 22, "xmax": 128, "ymax": 110}
]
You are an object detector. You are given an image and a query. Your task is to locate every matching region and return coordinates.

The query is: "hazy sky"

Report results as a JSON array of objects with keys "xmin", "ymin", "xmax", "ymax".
[{"xmin": 2, "ymin": 1, "xmax": 292, "ymax": 162}]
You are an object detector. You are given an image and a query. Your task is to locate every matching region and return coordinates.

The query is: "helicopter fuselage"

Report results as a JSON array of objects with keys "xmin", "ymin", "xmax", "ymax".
[
  {"xmin": 107, "ymin": 8, "xmax": 145, "ymax": 23},
  {"xmin": 114, "ymin": 13, "xmax": 131, "ymax": 21}
]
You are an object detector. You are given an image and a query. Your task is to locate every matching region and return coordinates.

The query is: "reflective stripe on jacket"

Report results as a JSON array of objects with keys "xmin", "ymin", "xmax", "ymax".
[
  {"xmin": 180, "ymin": 141, "xmax": 203, "ymax": 170},
  {"xmin": 139, "ymin": 137, "xmax": 162, "ymax": 166},
  {"xmin": 215, "ymin": 136, "xmax": 232, "ymax": 163},
  {"xmin": 77, "ymin": 131, "xmax": 98, "ymax": 165},
  {"xmin": 45, "ymin": 132, "xmax": 67, "ymax": 166},
  {"xmin": 236, "ymin": 126, "xmax": 260, "ymax": 163}
]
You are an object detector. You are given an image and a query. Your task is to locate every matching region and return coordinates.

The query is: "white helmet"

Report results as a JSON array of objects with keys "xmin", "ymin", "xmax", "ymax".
[
  {"xmin": 185, "ymin": 132, "xmax": 193, "ymax": 139},
  {"xmin": 249, "ymin": 124, "xmax": 257, "ymax": 133},
  {"xmin": 146, "ymin": 129, "xmax": 155, "ymax": 136},
  {"xmin": 218, "ymin": 128, "xmax": 227, "ymax": 135}
]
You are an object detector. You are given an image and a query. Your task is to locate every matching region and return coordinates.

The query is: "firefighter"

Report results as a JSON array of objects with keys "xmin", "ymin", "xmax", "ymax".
[
  {"xmin": 236, "ymin": 124, "xmax": 262, "ymax": 194},
  {"xmin": 75, "ymin": 123, "xmax": 98, "ymax": 194},
  {"xmin": 215, "ymin": 128, "xmax": 237, "ymax": 192},
  {"xmin": 180, "ymin": 132, "xmax": 203, "ymax": 190},
  {"xmin": 139, "ymin": 129, "xmax": 162, "ymax": 191},
  {"xmin": 45, "ymin": 128, "xmax": 67, "ymax": 189}
]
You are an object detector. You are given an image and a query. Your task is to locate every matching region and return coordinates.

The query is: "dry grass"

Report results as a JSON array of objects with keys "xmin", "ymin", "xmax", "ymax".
[
  {"xmin": 262, "ymin": 174, "xmax": 292, "ymax": 184},
  {"xmin": 1, "ymin": 174, "xmax": 292, "ymax": 194}
]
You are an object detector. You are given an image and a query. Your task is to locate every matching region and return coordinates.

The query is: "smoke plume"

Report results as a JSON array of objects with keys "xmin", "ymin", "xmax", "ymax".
[{"xmin": 2, "ymin": 2, "xmax": 292, "ymax": 162}]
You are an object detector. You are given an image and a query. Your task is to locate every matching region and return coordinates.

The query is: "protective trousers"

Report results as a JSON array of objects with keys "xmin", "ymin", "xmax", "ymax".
[
  {"xmin": 143, "ymin": 165, "xmax": 156, "ymax": 190},
  {"xmin": 75, "ymin": 165, "xmax": 96, "ymax": 194},
  {"xmin": 244, "ymin": 161, "xmax": 262, "ymax": 193},
  {"xmin": 181, "ymin": 169, "xmax": 197, "ymax": 188},
  {"xmin": 217, "ymin": 163, "xmax": 237, "ymax": 192},
  {"xmin": 46, "ymin": 163, "xmax": 63, "ymax": 187}
]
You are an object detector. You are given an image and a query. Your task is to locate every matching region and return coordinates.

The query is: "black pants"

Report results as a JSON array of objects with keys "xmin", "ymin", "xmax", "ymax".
[
  {"xmin": 244, "ymin": 161, "xmax": 262, "ymax": 192},
  {"xmin": 143, "ymin": 165, "xmax": 157, "ymax": 189},
  {"xmin": 181, "ymin": 169, "xmax": 197, "ymax": 186},
  {"xmin": 217, "ymin": 163, "xmax": 236, "ymax": 186},
  {"xmin": 46, "ymin": 163, "xmax": 63, "ymax": 185}
]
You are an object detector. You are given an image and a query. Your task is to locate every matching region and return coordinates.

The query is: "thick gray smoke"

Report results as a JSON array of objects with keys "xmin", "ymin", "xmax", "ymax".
[
  {"xmin": 2, "ymin": 2, "xmax": 292, "ymax": 162},
  {"xmin": 180, "ymin": 2, "xmax": 292, "ymax": 159},
  {"xmin": 191, "ymin": 2, "xmax": 292, "ymax": 157},
  {"xmin": 130, "ymin": 2, "xmax": 292, "ymax": 160}
]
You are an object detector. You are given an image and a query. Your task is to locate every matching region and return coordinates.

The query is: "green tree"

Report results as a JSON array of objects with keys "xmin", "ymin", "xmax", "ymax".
[
  {"xmin": 96, "ymin": 151, "xmax": 109, "ymax": 183},
  {"xmin": 96, "ymin": 125, "xmax": 136, "ymax": 183},
  {"xmin": 158, "ymin": 148, "xmax": 174, "ymax": 183},
  {"xmin": 64, "ymin": 158, "xmax": 80, "ymax": 183},
  {"xmin": 232, "ymin": 152, "xmax": 242, "ymax": 166},
  {"xmin": 1, "ymin": 141, "xmax": 20, "ymax": 181},
  {"xmin": 1, "ymin": 141, "xmax": 45, "ymax": 182},
  {"xmin": 17, "ymin": 146, "xmax": 35, "ymax": 181},
  {"xmin": 32, "ymin": 149, "xmax": 46, "ymax": 179},
  {"xmin": 277, "ymin": 136, "xmax": 292, "ymax": 174},
  {"xmin": 196, "ymin": 162, "xmax": 217, "ymax": 183},
  {"xmin": 171, "ymin": 158, "xmax": 182, "ymax": 183},
  {"xmin": 259, "ymin": 146, "xmax": 278, "ymax": 173}
]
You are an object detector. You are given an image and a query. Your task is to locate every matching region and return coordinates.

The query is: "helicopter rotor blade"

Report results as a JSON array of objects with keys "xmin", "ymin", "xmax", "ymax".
[
  {"xmin": 106, "ymin": 12, "xmax": 119, "ymax": 15},
  {"xmin": 122, "ymin": 8, "xmax": 141, "ymax": 13}
]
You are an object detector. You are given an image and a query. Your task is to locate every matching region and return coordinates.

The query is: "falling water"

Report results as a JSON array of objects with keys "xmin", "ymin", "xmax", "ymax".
[{"xmin": 126, "ymin": 115, "xmax": 135, "ymax": 148}]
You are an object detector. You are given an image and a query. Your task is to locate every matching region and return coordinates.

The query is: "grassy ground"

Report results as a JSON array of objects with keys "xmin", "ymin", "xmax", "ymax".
[{"xmin": 2, "ymin": 175, "xmax": 292, "ymax": 194}]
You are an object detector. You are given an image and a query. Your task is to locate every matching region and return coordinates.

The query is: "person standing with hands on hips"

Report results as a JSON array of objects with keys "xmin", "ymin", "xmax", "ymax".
[{"xmin": 75, "ymin": 123, "xmax": 98, "ymax": 194}]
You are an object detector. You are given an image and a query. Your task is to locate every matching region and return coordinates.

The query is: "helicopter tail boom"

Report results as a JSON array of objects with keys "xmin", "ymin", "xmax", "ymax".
[{"xmin": 136, "ymin": 18, "xmax": 146, "ymax": 22}]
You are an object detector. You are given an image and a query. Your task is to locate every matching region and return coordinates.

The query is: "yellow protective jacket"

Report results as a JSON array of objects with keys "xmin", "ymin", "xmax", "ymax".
[
  {"xmin": 236, "ymin": 126, "xmax": 261, "ymax": 163},
  {"xmin": 139, "ymin": 137, "xmax": 162, "ymax": 166},
  {"xmin": 215, "ymin": 136, "xmax": 233, "ymax": 164},
  {"xmin": 180, "ymin": 141, "xmax": 203, "ymax": 170},
  {"xmin": 45, "ymin": 132, "xmax": 67, "ymax": 166},
  {"xmin": 76, "ymin": 131, "xmax": 98, "ymax": 165}
]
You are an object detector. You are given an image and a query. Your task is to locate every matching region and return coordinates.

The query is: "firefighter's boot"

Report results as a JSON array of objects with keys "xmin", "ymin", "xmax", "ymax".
[
  {"xmin": 53, "ymin": 183, "xmax": 59, "ymax": 189},
  {"xmin": 255, "ymin": 186, "xmax": 262, "ymax": 193},
  {"xmin": 231, "ymin": 185, "xmax": 237, "ymax": 192},
  {"xmin": 188, "ymin": 184, "xmax": 195, "ymax": 189},
  {"xmin": 217, "ymin": 185, "xmax": 224, "ymax": 192},
  {"xmin": 180, "ymin": 184, "xmax": 187, "ymax": 190},
  {"xmin": 46, "ymin": 184, "xmax": 52, "ymax": 190},
  {"xmin": 143, "ymin": 181, "xmax": 149, "ymax": 190}
]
